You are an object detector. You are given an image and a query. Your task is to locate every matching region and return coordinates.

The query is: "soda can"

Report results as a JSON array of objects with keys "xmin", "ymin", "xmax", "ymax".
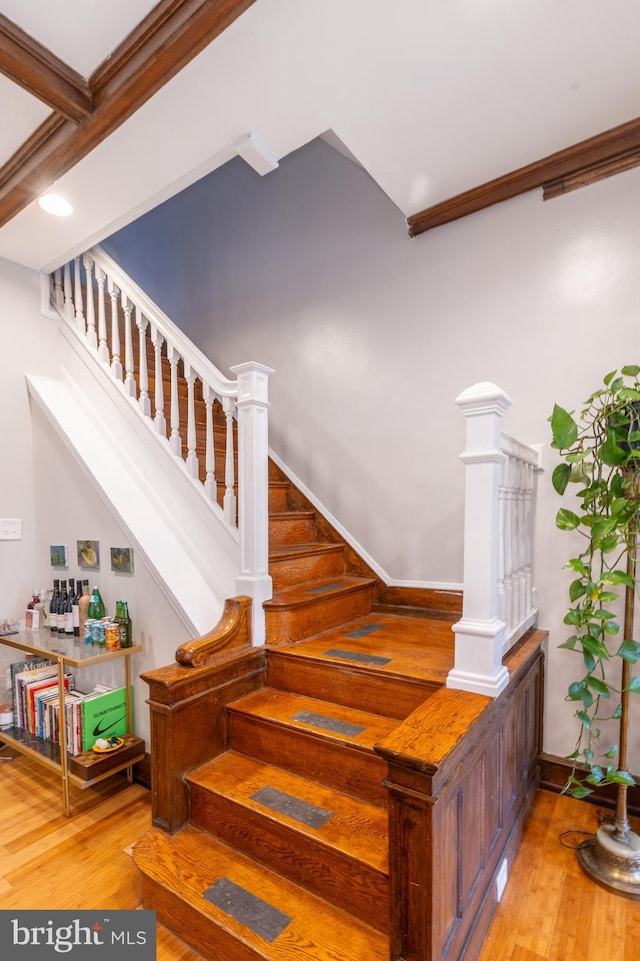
[{"xmin": 104, "ymin": 621, "xmax": 121, "ymax": 650}]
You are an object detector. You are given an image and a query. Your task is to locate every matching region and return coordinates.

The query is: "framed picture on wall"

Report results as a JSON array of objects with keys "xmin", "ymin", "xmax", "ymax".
[
  {"xmin": 110, "ymin": 547, "xmax": 134, "ymax": 574},
  {"xmin": 50, "ymin": 545, "xmax": 68, "ymax": 568},
  {"xmin": 77, "ymin": 540, "xmax": 100, "ymax": 570}
]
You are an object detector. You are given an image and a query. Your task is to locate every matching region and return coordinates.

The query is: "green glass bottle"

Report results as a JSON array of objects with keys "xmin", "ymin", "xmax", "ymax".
[
  {"xmin": 87, "ymin": 585, "xmax": 106, "ymax": 620},
  {"xmin": 119, "ymin": 601, "xmax": 132, "ymax": 648}
]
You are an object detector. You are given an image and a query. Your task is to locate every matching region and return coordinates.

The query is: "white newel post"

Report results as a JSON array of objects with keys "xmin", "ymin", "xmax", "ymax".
[
  {"xmin": 448, "ymin": 382, "xmax": 511, "ymax": 697},
  {"xmin": 232, "ymin": 361, "xmax": 274, "ymax": 647}
]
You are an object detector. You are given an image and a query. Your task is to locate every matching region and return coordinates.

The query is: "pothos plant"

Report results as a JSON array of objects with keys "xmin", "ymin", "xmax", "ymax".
[{"xmin": 550, "ymin": 366, "xmax": 640, "ymax": 799}]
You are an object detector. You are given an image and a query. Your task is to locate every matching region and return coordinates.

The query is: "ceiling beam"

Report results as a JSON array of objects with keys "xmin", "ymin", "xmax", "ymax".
[
  {"xmin": 0, "ymin": 13, "xmax": 91, "ymax": 123},
  {"xmin": 0, "ymin": 0, "xmax": 257, "ymax": 229},
  {"xmin": 407, "ymin": 116, "xmax": 640, "ymax": 236}
]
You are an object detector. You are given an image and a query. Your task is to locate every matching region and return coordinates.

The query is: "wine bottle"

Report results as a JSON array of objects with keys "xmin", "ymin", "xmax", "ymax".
[
  {"xmin": 50, "ymin": 579, "xmax": 60, "ymax": 632},
  {"xmin": 58, "ymin": 580, "xmax": 68, "ymax": 634},
  {"xmin": 64, "ymin": 578, "xmax": 74, "ymax": 635},
  {"xmin": 71, "ymin": 578, "xmax": 80, "ymax": 636},
  {"xmin": 87, "ymin": 585, "xmax": 106, "ymax": 620}
]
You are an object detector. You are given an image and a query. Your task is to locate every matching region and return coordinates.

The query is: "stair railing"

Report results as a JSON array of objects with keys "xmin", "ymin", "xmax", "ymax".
[
  {"xmin": 448, "ymin": 381, "xmax": 542, "ymax": 697},
  {"xmin": 50, "ymin": 246, "xmax": 273, "ymax": 645}
]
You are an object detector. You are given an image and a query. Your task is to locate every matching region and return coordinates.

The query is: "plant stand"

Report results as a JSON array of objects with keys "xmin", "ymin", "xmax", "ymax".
[{"xmin": 577, "ymin": 517, "xmax": 640, "ymax": 899}]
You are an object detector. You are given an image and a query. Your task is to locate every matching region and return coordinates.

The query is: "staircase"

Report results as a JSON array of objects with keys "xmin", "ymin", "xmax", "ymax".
[{"xmin": 133, "ymin": 428, "xmax": 458, "ymax": 961}]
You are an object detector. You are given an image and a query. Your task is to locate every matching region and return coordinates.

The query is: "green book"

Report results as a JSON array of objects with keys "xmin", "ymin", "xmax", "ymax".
[{"xmin": 81, "ymin": 685, "xmax": 132, "ymax": 751}]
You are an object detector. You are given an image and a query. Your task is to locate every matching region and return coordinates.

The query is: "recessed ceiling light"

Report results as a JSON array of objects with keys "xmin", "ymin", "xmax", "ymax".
[{"xmin": 38, "ymin": 193, "xmax": 73, "ymax": 217}]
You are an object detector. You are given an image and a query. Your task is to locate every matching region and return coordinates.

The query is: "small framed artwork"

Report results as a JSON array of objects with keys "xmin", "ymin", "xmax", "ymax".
[
  {"xmin": 50, "ymin": 545, "xmax": 68, "ymax": 568},
  {"xmin": 111, "ymin": 547, "xmax": 134, "ymax": 574},
  {"xmin": 77, "ymin": 539, "xmax": 100, "ymax": 570}
]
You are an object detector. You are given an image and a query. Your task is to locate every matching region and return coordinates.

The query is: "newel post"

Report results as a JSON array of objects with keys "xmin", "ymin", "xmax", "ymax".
[
  {"xmin": 231, "ymin": 361, "xmax": 274, "ymax": 646},
  {"xmin": 448, "ymin": 382, "xmax": 510, "ymax": 697}
]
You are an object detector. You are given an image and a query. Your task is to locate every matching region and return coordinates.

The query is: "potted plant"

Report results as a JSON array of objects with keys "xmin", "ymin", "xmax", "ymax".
[{"xmin": 550, "ymin": 365, "xmax": 640, "ymax": 898}]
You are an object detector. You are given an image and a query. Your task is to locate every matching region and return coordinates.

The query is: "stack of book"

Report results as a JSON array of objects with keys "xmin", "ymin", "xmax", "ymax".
[{"xmin": 11, "ymin": 659, "xmax": 130, "ymax": 755}]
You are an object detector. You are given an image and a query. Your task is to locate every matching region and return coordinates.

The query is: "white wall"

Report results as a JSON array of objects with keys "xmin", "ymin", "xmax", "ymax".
[
  {"xmin": 103, "ymin": 138, "xmax": 640, "ymax": 766},
  {"xmin": 0, "ymin": 258, "xmax": 193, "ymax": 747}
]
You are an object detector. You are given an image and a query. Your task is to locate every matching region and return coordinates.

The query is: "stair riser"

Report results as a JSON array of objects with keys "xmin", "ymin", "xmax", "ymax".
[
  {"xmin": 269, "ymin": 515, "xmax": 316, "ymax": 546},
  {"xmin": 188, "ymin": 789, "xmax": 388, "ymax": 932},
  {"xmin": 266, "ymin": 653, "xmax": 438, "ymax": 720},
  {"xmin": 269, "ymin": 548, "xmax": 345, "ymax": 591},
  {"xmin": 229, "ymin": 713, "xmax": 388, "ymax": 806},
  {"xmin": 265, "ymin": 586, "xmax": 374, "ymax": 644},
  {"xmin": 139, "ymin": 877, "xmax": 269, "ymax": 961}
]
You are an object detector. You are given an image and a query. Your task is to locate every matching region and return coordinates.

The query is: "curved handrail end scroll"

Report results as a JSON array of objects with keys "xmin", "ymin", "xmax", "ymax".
[{"xmin": 175, "ymin": 596, "xmax": 253, "ymax": 668}]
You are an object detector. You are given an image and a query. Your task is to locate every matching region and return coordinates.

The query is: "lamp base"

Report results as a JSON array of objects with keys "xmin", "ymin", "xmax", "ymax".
[{"xmin": 577, "ymin": 824, "xmax": 640, "ymax": 900}]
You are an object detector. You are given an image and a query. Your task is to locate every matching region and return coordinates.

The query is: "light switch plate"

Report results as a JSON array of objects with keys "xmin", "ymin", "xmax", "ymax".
[{"xmin": 0, "ymin": 518, "xmax": 22, "ymax": 540}]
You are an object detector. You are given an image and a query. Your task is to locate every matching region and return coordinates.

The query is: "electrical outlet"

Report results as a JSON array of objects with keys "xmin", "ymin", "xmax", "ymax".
[
  {"xmin": 496, "ymin": 858, "xmax": 509, "ymax": 901},
  {"xmin": 0, "ymin": 518, "xmax": 22, "ymax": 540}
]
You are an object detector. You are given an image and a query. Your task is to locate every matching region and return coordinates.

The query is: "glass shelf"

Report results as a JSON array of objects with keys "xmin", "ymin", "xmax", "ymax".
[{"xmin": 0, "ymin": 628, "xmax": 141, "ymax": 667}]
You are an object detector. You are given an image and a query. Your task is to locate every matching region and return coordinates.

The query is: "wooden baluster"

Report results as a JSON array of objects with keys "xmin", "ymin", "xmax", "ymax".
[
  {"xmin": 63, "ymin": 263, "xmax": 74, "ymax": 322},
  {"xmin": 167, "ymin": 347, "xmax": 182, "ymax": 456},
  {"xmin": 223, "ymin": 395, "xmax": 236, "ymax": 523},
  {"xmin": 136, "ymin": 308, "xmax": 150, "ymax": 416},
  {"xmin": 151, "ymin": 325, "xmax": 166, "ymax": 437},
  {"xmin": 53, "ymin": 268, "xmax": 64, "ymax": 310},
  {"xmin": 122, "ymin": 297, "xmax": 136, "ymax": 398},
  {"xmin": 203, "ymin": 387, "xmax": 216, "ymax": 501},
  {"xmin": 83, "ymin": 254, "xmax": 97, "ymax": 349},
  {"xmin": 184, "ymin": 364, "xmax": 199, "ymax": 478},
  {"xmin": 108, "ymin": 279, "xmax": 122, "ymax": 380},
  {"xmin": 95, "ymin": 266, "xmax": 109, "ymax": 363},
  {"xmin": 74, "ymin": 256, "xmax": 85, "ymax": 335}
]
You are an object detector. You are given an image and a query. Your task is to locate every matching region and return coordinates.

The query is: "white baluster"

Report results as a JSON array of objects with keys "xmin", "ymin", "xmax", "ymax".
[
  {"xmin": 123, "ymin": 297, "xmax": 136, "ymax": 398},
  {"xmin": 150, "ymin": 324, "xmax": 166, "ymax": 437},
  {"xmin": 136, "ymin": 308, "xmax": 151, "ymax": 416},
  {"xmin": 497, "ymin": 461, "xmax": 507, "ymax": 630},
  {"xmin": 83, "ymin": 254, "xmax": 97, "ymax": 349},
  {"xmin": 503, "ymin": 454, "xmax": 515, "ymax": 636},
  {"xmin": 184, "ymin": 363, "xmax": 199, "ymax": 478},
  {"xmin": 108, "ymin": 279, "xmax": 122, "ymax": 380},
  {"xmin": 203, "ymin": 386, "xmax": 216, "ymax": 502},
  {"xmin": 74, "ymin": 256, "xmax": 85, "ymax": 335},
  {"xmin": 167, "ymin": 346, "xmax": 182, "ymax": 456},
  {"xmin": 95, "ymin": 266, "xmax": 109, "ymax": 363},
  {"xmin": 63, "ymin": 263, "xmax": 74, "ymax": 323},
  {"xmin": 223, "ymin": 395, "xmax": 236, "ymax": 522},
  {"xmin": 53, "ymin": 269, "xmax": 64, "ymax": 310}
]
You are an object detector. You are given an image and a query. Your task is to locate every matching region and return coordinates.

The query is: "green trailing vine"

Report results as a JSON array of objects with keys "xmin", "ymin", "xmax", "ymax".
[{"xmin": 550, "ymin": 366, "xmax": 640, "ymax": 799}]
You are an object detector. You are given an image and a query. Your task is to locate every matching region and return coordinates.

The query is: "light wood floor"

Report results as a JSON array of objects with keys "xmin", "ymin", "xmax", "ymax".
[{"xmin": 1, "ymin": 746, "xmax": 638, "ymax": 961}]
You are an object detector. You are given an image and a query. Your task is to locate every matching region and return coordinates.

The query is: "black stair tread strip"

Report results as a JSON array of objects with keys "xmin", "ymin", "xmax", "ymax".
[
  {"xmin": 344, "ymin": 623, "xmax": 385, "ymax": 639},
  {"xmin": 322, "ymin": 648, "xmax": 393, "ymax": 667},
  {"xmin": 266, "ymin": 575, "xmax": 376, "ymax": 605},
  {"xmin": 290, "ymin": 710, "xmax": 366, "ymax": 738},
  {"xmin": 307, "ymin": 581, "xmax": 345, "ymax": 593},
  {"xmin": 250, "ymin": 785, "xmax": 333, "ymax": 829},
  {"xmin": 203, "ymin": 877, "xmax": 292, "ymax": 943}
]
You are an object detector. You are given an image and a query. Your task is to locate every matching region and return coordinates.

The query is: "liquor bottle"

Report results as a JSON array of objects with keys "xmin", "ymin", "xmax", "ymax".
[
  {"xmin": 41, "ymin": 588, "xmax": 51, "ymax": 629},
  {"xmin": 87, "ymin": 585, "xmax": 106, "ymax": 620},
  {"xmin": 115, "ymin": 601, "xmax": 132, "ymax": 648},
  {"xmin": 78, "ymin": 580, "xmax": 91, "ymax": 638},
  {"xmin": 64, "ymin": 579, "xmax": 74, "ymax": 635},
  {"xmin": 50, "ymin": 579, "xmax": 60, "ymax": 632}
]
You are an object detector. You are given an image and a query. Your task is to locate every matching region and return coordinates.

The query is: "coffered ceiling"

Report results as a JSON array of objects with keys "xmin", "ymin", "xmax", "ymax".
[{"xmin": 1, "ymin": 0, "xmax": 640, "ymax": 272}]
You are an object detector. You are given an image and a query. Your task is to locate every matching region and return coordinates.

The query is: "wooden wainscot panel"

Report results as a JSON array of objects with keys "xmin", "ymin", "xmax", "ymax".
[
  {"xmin": 141, "ymin": 597, "xmax": 266, "ymax": 833},
  {"xmin": 376, "ymin": 629, "xmax": 546, "ymax": 961}
]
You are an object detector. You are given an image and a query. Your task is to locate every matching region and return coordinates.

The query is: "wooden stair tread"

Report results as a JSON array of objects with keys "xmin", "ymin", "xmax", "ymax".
[
  {"xmin": 272, "ymin": 613, "xmax": 455, "ymax": 685},
  {"xmin": 269, "ymin": 543, "xmax": 343, "ymax": 560},
  {"xmin": 228, "ymin": 688, "xmax": 399, "ymax": 746},
  {"xmin": 134, "ymin": 825, "xmax": 388, "ymax": 961},
  {"xmin": 265, "ymin": 576, "xmax": 376, "ymax": 610},
  {"xmin": 187, "ymin": 751, "xmax": 388, "ymax": 872}
]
